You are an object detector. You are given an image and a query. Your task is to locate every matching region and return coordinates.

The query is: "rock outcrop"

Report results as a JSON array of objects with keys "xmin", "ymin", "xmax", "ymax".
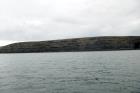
[{"xmin": 0, "ymin": 36, "xmax": 140, "ymax": 53}]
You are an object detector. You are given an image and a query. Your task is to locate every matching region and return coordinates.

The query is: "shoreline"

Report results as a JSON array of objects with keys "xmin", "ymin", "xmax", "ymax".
[{"xmin": 0, "ymin": 36, "xmax": 140, "ymax": 53}]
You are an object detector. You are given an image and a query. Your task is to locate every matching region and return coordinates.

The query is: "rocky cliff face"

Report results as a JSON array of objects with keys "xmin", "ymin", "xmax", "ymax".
[{"xmin": 0, "ymin": 36, "xmax": 140, "ymax": 53}]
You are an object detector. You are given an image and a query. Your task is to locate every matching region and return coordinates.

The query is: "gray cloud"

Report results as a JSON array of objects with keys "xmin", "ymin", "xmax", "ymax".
[{"xmin": 0, "ymin": 0, "xmax": 140, "ymax": 43}]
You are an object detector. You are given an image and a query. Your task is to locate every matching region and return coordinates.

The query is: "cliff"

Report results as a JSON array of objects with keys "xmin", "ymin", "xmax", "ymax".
[{"xmin": 0, "ymin": 36, "xmax": 140, "ymax": 53}]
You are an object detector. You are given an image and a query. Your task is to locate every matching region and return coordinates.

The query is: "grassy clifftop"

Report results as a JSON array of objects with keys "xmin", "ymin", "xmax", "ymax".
[{"xmin": 0, "ymin": 36, "xmax": 140, "ymax": 53}]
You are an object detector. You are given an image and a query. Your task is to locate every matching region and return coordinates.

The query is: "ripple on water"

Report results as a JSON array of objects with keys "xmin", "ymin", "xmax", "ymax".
[{"xmin": 0, "ymin": 51, "xmax": 139, "ymax": 93}]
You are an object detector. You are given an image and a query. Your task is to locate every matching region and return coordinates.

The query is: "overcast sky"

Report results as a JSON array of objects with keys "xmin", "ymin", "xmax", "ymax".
[{"xmin": 0, "ymin": 0, "xmax": 140, "ymax": 46}]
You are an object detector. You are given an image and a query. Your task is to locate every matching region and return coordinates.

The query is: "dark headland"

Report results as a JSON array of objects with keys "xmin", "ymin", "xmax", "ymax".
[{"xmin": 0, "ymin": 36, "xmax": 140, "ymax": 53}]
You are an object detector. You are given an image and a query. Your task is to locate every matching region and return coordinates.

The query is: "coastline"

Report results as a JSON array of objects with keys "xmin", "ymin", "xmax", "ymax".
[{"xmin": 0, "ymin": 36, "xmax": 140, "ymax": 53}]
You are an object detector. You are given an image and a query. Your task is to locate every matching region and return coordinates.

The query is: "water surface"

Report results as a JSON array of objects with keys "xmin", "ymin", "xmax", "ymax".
[{"xmin": 0, "ymin": 50, "xmax": 140, "ymax": 93}]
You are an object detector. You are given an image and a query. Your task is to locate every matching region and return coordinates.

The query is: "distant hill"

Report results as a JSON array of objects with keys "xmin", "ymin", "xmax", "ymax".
[{"xmin": 0, "ymin": 36, "xmax": 140, "ymax": 53}]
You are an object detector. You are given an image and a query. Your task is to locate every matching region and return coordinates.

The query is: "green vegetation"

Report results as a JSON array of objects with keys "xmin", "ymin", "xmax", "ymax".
[{"xmin": 0, "ymin": 36, "xmax": 140, "ymax": 53}]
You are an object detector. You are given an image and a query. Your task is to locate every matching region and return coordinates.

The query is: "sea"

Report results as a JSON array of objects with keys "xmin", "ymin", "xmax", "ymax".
[{"xmin": 0, "ymin": 50, "xmax": 140, "ymax": 93}]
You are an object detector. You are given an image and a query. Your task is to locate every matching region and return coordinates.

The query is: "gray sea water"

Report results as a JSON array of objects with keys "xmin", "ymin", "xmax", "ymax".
[{"xmin": 0, "ymin": 50, "xmax": 140, "ymax": 93}]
